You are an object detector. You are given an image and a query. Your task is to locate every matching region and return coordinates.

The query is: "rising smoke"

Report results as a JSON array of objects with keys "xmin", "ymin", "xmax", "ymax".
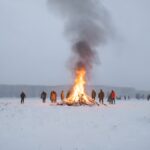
[{"xmin": 48, "ymin": 0, "xmax": 112, "ymax": 73}]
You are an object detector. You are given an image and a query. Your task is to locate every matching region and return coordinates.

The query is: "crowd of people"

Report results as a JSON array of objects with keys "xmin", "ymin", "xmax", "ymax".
[
  {"xmin": 20, "ymin": 90, "xmax": 150, "ymax": 105},
  {"xmin": 20, "ymin": 89, "xmax": 117, "ymax": 105}
]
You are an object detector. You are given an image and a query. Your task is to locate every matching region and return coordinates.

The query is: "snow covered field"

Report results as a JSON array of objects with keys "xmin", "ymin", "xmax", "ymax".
[{"xmin": 0, "ymin": 98, "xmax": 150, "ymax": 150}]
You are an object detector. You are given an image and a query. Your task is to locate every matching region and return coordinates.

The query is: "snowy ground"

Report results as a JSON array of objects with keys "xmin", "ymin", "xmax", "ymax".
[{"xmin": 0, "ymin": 98, "xmax": 150, "ymax": 150}]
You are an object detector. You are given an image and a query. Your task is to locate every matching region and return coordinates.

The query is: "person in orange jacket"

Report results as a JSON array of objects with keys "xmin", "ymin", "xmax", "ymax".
[{"xmin": 50, "ymin": 91, "xmax": 57, "ymax": 103}]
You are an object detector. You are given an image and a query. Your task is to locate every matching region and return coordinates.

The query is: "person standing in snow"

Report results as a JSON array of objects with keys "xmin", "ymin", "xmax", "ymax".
[
  {"xmin": 61, "ymin": 90, "xmax": 65, "ymax": 101},
  {"xmin": 50, "ymin": 91, "xmax": 57, "ymax": 103},
  {"xmin": 107, "ymin": 93, "xmax": 111, "ymax": 104},
  {"xmin": 20, "ymin": 91, "xmax": 26, "ymax": 104},
  {"xmin": 110, "ymin": 90, "xmax": 116, "ymax": 104},
  {"xmin": 91, "ymin": 89, "xmax": 96, "ymax": 100},
  {"xmin": 66, "ymin": 90, "xmax": 71, "ymax": 99},
  {"xmin": 147, "ymin": 94, "xmax": 150, "ymax": 101},
  {"xmin": 124, "ymin": 96, "xmax": 127, "ymax": 100},
  {"xmin": 98, "ymin": 89, "xmax": 105, "ymax": 104},
  {"xmin": 41, "ymin": 91, "xmax": 47, "ymax": 103}
]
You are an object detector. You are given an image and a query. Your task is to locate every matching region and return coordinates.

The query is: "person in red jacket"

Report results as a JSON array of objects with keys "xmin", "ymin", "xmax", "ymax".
[{"xmin": 111, "ymin": 90, "xmax": 116, "ymax": 104}]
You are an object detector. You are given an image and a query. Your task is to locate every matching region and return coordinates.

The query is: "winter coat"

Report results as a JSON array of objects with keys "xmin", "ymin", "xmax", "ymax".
[
  {"xmin": 98, "ymin": 90, "xmax": 105, "ymax": 99},
  {"xmin": 41, "ymin": 91, "xmax": 47, "ymax": 100},
  {"xmin": 61, "ymin": 91, "xmax": 65, "ymax": 100},
  {"xmin": 20, "ymin": 92, "xmax": 26, "ymax": 99},
  {"xmin": 50, "ymin": 91, "xmax": 57, "ymax": 102},
  {"xmin": 111, "ymin": 91, "xmax": 116, "ymax": 99},
  {"xmin": 91, "ymin": 90, "xmax": 96, "ymax": 99}
]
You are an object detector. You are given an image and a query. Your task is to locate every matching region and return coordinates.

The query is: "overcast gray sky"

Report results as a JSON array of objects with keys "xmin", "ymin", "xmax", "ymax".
[{"xmin": 0, "ymin": 0, "xmax": 150, "ymax": 90}]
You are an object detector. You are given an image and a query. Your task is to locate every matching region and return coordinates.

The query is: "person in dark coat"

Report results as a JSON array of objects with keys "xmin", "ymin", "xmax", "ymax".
[
  {"xmin": 20, "ymin": 91, "xmax": 26, "ymax": 104},
  {"xmin": 147, "ymin": 94, "xmax": 150, "ymax": 101},
  {"xmin": 91, "ymin": 89, "xmax": 96, "ymax": 100},
  {"xmin": 107, "ymin": 93, "xmax": 112, "ymax": 104},
  {"xmin": 61, "ymin": 90, "xmax": 65, "ymax": 101},
  {"xmin": 98, "ymin": 89, "xmax": 105, "ymax": 104},
  {"xmin": 50, "ymin": 91, "xmax": 57, "ymax": 103},
  {"xmin": 41, "ymin": 91, "xmax": 47, "ymax": 103},
  {"xmin": 124, "ymin": 96, "xmax": 127, "ymax": 100}
]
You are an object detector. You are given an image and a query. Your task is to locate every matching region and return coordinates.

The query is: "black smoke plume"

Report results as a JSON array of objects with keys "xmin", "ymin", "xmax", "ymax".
[{"xmin": 48, "ymin": 0, "xmax": 112, "ymax": 73}]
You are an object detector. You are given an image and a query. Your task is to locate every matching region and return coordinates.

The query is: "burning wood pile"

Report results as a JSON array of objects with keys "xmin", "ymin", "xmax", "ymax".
[{"xmin": 63, "ymin": 67, "xmax": 97, "ymax": 106}]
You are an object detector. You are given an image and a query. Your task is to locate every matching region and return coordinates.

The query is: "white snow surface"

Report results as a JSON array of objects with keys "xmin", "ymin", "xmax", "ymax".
[{"xmin": 0, "ymin": 98, "xmax": 150, "ymax": 150}]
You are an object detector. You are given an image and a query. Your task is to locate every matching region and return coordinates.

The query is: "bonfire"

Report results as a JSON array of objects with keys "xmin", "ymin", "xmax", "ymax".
[{"xmin": 64, "ymin": 67, "xmax": 96, "ymax": 106}]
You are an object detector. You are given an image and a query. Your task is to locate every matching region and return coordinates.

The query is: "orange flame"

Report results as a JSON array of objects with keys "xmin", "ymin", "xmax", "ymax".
[{"xmin": 64, "ymin": 67, "xmax": 96, "ymax": 105}]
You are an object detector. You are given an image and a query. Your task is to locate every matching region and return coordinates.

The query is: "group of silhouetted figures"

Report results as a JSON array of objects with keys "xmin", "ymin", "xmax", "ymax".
[
  {"xmin": 20, "ymin": 90, "xmax": 64, "ymax": 104},
  {"xmin": 20, "ymin": 89, "xmax": 118, "ymax": 105},
  {"xmin": 20, "ymin": 90, "xmax": 150, "ymax": 104},
  {"xmin": 91, "ymin": 89, "xmax": 116, "ymax": 104}
]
